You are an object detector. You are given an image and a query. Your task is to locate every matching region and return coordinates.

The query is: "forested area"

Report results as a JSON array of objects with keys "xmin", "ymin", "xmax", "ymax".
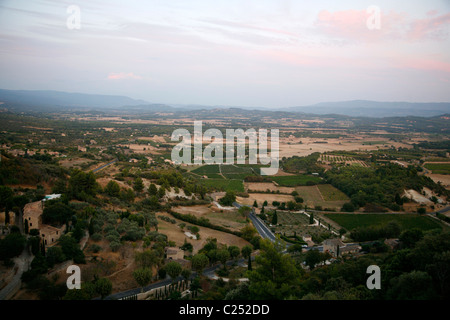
[{"xmin": 324, "ymin": 163, "xmax": 449, "ymax": 211}]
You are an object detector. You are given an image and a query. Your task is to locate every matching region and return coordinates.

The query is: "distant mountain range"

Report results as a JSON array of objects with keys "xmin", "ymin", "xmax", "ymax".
[
  {"xmin": 0, "ymin": 89, "xmax": 148, "ymax": 109},
  {"xmin": 1, "ymin": 88, "xmax": 449, "ymax": 118},
  {"xmin": 281, "ymin": 100, "xmax": 450, "ymax": 118}
]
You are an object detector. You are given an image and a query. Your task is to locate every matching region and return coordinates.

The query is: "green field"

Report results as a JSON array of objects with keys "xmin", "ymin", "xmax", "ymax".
[
  {"xmin": 221, "ymin": 164, "xmax": 255, "ymax": 179},
  {"xmin": 191, "ymin": 164, "xmax": 220, "ymax": 176},
  {"xmin": 361, "ymin": 141, "xmax": 387, "ymax": 145},
  {"xmin": 324, "ymin": 213, "xmax": 443, "ymax": 232},
  {"xmin": 424, "ymin": 163, "xmax": 450, "ymax": 175},
  {"xmin": 271, "ymin": 175, "xmax": 322, "ymax": 187},
  {"xmin": 198, "ymin": 178, "xmax": 244, "ymax": 192},
  {"xmin": 317, "ymin": 184, "xmax": 349, "ymax": 201}
]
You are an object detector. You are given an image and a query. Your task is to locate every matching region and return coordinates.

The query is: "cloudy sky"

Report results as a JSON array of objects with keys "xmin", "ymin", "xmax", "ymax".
[{"xmin": 0, "ymin": 0, "xmax": 449, "ymax": 107}]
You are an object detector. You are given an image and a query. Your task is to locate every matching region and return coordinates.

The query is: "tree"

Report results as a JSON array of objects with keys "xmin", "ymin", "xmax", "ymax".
[
  {"xmin": 241, "ymin": 245, "xmax": 252, "ymax": 259},
  {"xmin": 180, "ymin": 239, "xmax": 193, "ymax": 252},
  {"xmin": 399, "ymin": 228, "xmax": 423, "ymax": 248},
  {"xmin": 95, "ymin": 277, "xmax": 112, "ymax": 299},
  {"xmin": 387, "ymin": 271, "xmax": 436, "ymax": 300},
  {"xmin": 42, "ymin": 201, "xmax": 74, "ymax": 226},
  {"xmin": 294, "ymin": 196, "xmax": 304, "ymax": 203},
  {"xmin": 304, "ymin": 248, "xmax": 329, "ymax": 270},
  {"xmin": 0, "ymin": 186, "xmax": 13, "ymax": 211},
  {"xmin": 191, "ymin": 253, "xmax": 209, "ymax": 272},
  {"xmin": 287, "ymin": 201, "xmax": 296, "ymax": 211},
  {"xmin": 217, "ymin": 249, "xmax": 231, "ymax": 268},
  {"xmin": 309, "ymin": 213, "xmax": 314, "ymax": 225},
  {"xmin": 181, "ymin": 268, "xmax": 191, "ymax": 281},
  {"xmin": 134, "ymin": 177, "xmax": 144, "ymax": 193},
  {"xmin": 228, "ymin": 246, "xmax": 240, "ymax": 261},
  {"xmin": 342, "ymin": 202, "xmax": 355, "ymax": 212},
  {"xmin": 148, "ymin": 183, "xmax": 158, "ymax": 196},
  {"xmin": 0, "ymin": 233, "xmax": 26, "ymax": 261},
  {"xmin": 219, "ymin": 191, "xmax": 236, "ymax": 206},
  {"xmin": 59, "ymin": 235, "xmax": 85, "ymax": 264},
  {"xmin": 165, "ymin": 261, "xmax": 182, "ymax": 281},
  {"xmin": 68, "ymin": 169, "xmax": 98, "ymax": 200},
  {"xmin": 135, "ymin": 249, "xmax": 160, "ymax": 269},
  {"xmin": 63, "ymin": 282, "xmax": 96, "ymax": 300},
  {"xmin": 133, "ymin": 268, "xmax": 153, "ymax": 292},
  {"xmin": 271, "ymin": 211, "xmax": 278, "ymax": 225},
  {"xmin": 417, "ymin": 207, "xmax": 426, "ymax": 214},
  {"xmin": 248, "ymin": 239, "xmax": 302, "ymax": 299},
  {"xmin": 105, "ymin": 180, "xmax": 120, "ymax": 197},
  {"xmin": 240, "ymin": 225, "xmax": 257, "ymax": 241},
  {"xmin": 238, "ymin": 206, "xmax": 251, "ymax": 217},
  {"xmin": 253, "ymin": 200, "xmax": 258, "ymax": 208}
]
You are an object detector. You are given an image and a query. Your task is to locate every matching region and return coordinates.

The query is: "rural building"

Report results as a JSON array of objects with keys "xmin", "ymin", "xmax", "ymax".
[
  {"xmin": 165, "ymin": 247, "xmax": 184, "ymax": 260},
  {"xmin": 23, "ymin": 199, "xmax": 65, "ymax": 247},
  {"xmin": 323, "ymin": 238, "xmax": 361, "ymax": 257},
  {"xmin": 23, "ymin": 200, "xmax": 44, "ymax": 230},
  {"xmin": 40, "ymin": 224, "xmax": 65, "ymax": 246},
  {"xmin": 302, "ymin": 234, "xmax": 314, "ymax": 247},
  {"xmin": 164, "ymin": 247, "xmax": 191, "ymax": 268},
  {"xmin": 384, "ymin": 238, "xmax": 400, "ymax": 251}
]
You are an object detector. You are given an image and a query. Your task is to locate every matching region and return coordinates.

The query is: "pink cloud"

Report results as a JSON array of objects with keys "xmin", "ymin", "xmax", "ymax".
[
  {"xmin": 315, "ymin": 8, "xmax": 450, "ymax": 43},
  {"xmin": 397, "ymin": 58, "xmax": 450, "ymax": 73},
  {"xmin": 407, "ymin": 13, "xmax": 450, "ymax": 41},
  {"xmin": 107, "ymin": 72, "xmax": 142, "ymax": 80}
]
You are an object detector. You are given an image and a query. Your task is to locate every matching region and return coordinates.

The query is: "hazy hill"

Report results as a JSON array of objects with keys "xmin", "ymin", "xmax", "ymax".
[
  {"xmin": 1, "ymin": 89, "xmax": 449, "ymax": 117},
  {"xmin": 283, "ymin": 100, "xmax": 450, "ymax": 117},
  {"xmin": 0, "ymin": 89, "xmax": 148, "ymax": 110}
]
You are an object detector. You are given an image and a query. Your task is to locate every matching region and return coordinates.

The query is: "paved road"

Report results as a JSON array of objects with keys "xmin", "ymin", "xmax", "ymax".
[
  {"xmin": 92, "ymin": 159, "xmax": 117, "ymax": 173},
  {"xmin": 233, "ymin": 202, "xmax": 276, "ymax": 242},
  {"xmin": 0, "ymin": 249, "xmax": 32, "ymax": 300},
  {"xmin": 436, "ymin": 206, "xmax": 450, "ymax": 214},
  {"xmin": 248, "ymin": 213, "xmax": 276, "ymax": 242}
]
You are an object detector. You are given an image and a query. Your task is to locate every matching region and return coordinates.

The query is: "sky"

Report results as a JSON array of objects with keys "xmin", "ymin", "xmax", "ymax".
[{"xmin": 0, "ymin": 0, "xmax": 449, "ymax": 108}]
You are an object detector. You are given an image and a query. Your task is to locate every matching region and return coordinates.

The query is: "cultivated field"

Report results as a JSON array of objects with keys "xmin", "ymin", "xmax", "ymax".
[
  {"xmin": 424, "ymin": 162, "xmax": 450, "ymax": 175},
  {"xmin": 245, "ymin": 182, "xmax": 295, "ymax": 194},
  {"xmin": 316, "ymin": 184, "xmax": 349, "ymax": 201},
  {"xmin": 324, "ymin": 213, "xmax": 445, "ymax": 232},
  {"xmin": 278, "ymin": 136, "xmax": 411, "ymax": 158},
  {"xmin": 271, "ymin": 174, "xmax": 322, "ymax": 187},
  {"xmin": 295, "ymin": 185, "xmax": 347, "ymax": 210},
  {"xmin": 171, "ymin": 205, "xmax": 247, "ymax": 232},
  {"xmin": 237, "ymin": 193, "xmax": 295, "ymax": 207}
]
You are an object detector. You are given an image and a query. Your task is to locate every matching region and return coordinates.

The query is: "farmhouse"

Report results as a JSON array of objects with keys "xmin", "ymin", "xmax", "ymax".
[
  {"xmin": 164, "ymin": 247, "xmax": 190, "ymax": 268},
  {"xmin": 23, "ymin": 199, "xmax": 65, "ymax": 247},
  {"xmin": 323, "ymin": 238, "xmax": 361, "ymax": 257}
]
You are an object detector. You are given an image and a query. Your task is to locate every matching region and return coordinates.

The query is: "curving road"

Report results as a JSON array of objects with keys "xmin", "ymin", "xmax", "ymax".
[{"xmin": 233, "ymin": 202, "xmax": 276, "ymax": 242}]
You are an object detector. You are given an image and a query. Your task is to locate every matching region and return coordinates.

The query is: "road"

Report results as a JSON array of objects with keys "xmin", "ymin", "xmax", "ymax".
[
  {"xmin": 92, "ymin": 159, "xmax": 117, "ymax": 173},
  {"xmin": 436, "ymin": 206, "xmax": 450, "ymax": 215},
  {"xmin": 233, "ymin": 202, "xmax": 276, "ymax": 243},
  {"xmin": 0, "ymin": 249, "xmax": 32, "ymax": 300}
]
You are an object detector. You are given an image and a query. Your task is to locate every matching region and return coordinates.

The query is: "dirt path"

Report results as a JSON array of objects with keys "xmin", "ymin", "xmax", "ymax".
[{"xmin": 218, "ymin": 164, "xmax": 226, "ymax": 179}]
